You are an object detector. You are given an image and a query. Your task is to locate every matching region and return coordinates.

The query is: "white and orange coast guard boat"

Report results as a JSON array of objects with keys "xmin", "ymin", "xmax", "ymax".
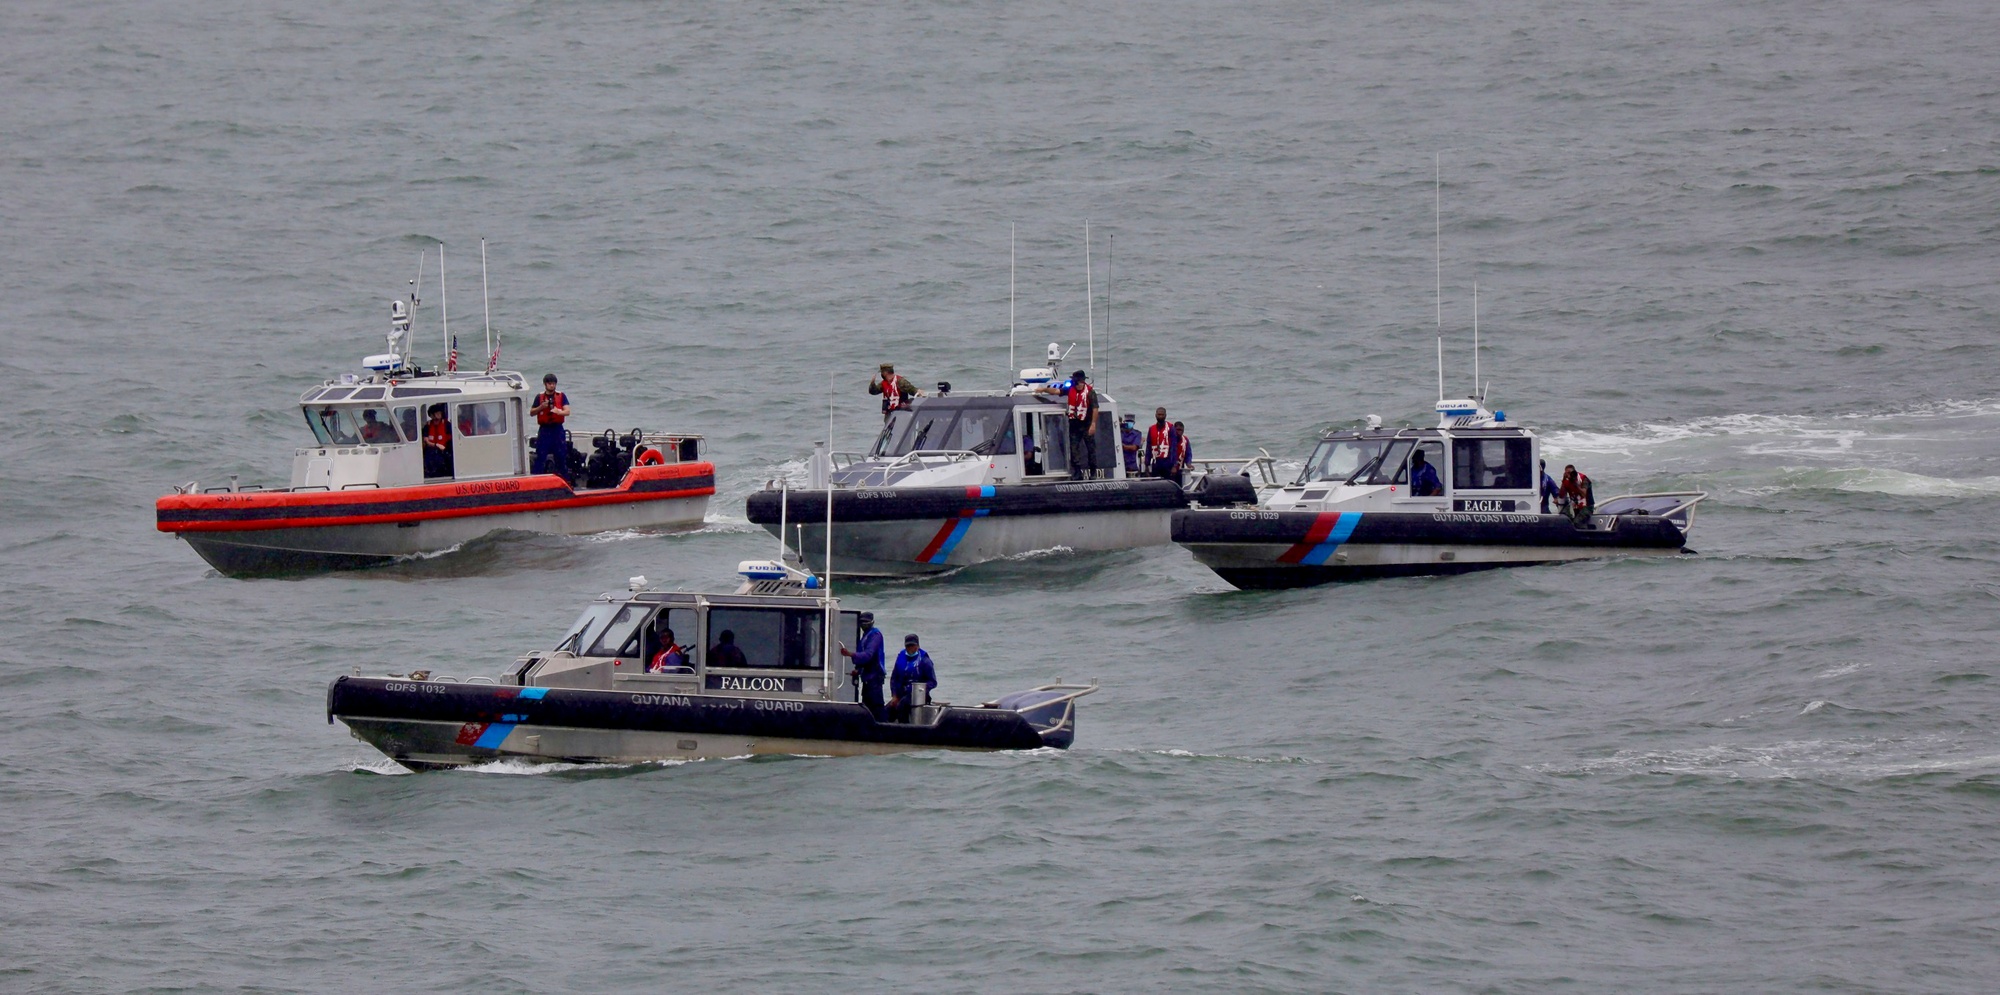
[{"xmin": 157, "ymin": 255, "xmax": 715, "ymax": 577}]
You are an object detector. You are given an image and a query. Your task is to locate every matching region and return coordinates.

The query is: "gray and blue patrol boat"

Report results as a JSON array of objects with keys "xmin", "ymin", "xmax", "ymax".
[
  {"xmin": 1171, "ymin": 395, "xmax": 1707, "ymax": 589},
  {"xmin": 327, "ymin": 561, "xmax": 1097, "ymax": 769}
]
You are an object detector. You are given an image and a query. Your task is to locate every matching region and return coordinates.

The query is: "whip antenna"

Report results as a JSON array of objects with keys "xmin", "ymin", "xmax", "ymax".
[
  {"xmin": 1009, "ymin": 223, "xmax": 1016, "ymax": 379},
  {"xmin": 440, "ymin": 242, "xmax": 450, "ymax": 372},
  {"xmin": 1472, "ymin": 281, "xmax": 1481, "ymax": 400},
  {"xmin": 1106, "ymin": 233, "xmax": 1113, "ymax": 392},
  {"xmin": 480, "ymin": 239, "xmax": 492, "ymax": 372},
  {"xmin": 1085, "ymin": 220, "xmax": 1095, "ymax": 370},
  {"xmin": 824, "ymin": 372, "xmax": 835, "ymax": 597},
  {"xmin": 1434, "ymin": 155, "xmax": 1444, "ymax": 402}
]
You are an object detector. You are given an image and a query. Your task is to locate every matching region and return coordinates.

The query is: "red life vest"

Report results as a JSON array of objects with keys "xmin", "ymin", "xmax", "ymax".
[
  {"xmin": 424, "ymin": 419, "xmax": 450, "ymax": 449},
  {"xmin": 535, "ymin": 390, "xmax": 568, "ymax": 426},
  {"xmin": 1147, "ymin": 422, "xmax": 1173, "ymax": 461},
  {"xmin": 881, "ymin": 376, "xmax": 905, "ymax": 412},
  {"xmin": 635, "ymin": 447, "xmax": 665, "ymax": 466},
  {"xmin": 1066, "ymin": 381, "xmax": 1094, "ymax": 421}
]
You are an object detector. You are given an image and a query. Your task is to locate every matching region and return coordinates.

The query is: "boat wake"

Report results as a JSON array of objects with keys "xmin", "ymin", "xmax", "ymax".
[
  {"xmin": 1537, "ymin": 398, "xmax": 2000, "ymax": 501},
  {"xmin": 1529, "ymin": 735, "xmax": 2000, "ymax": 781}
]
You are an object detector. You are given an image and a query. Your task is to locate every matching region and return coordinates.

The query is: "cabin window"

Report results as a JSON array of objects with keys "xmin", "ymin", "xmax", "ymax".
[
  {"xmin": 1389, "ymin": 441, "xmax": 1446, "ymax": 488},
  {"xmin": 648, "ymin": 607, "xmax": 696, "ymax": 673},
  {"xmin": 584, "ymin": 604, "xmax": 650, "ymax": 657},
  {"xmin": 1301, "ymin": 438, "xmax": 1393, "ymax": 484},
  {"xmin": 704, "ymin": 607, "xmax": 825, "ymax": 671},
  {"xmin": 307, "ymin": 406, "xmax": 360, "ymax": 446},
  {"xmin": 872, "ymin": 403, "xmax": 1016, "ymax": 457},
  {"xmin": 351, "ymin": 387, "xmax": 386, "ymax": 400},
  {"xmin": 1356, "ymin": 440, "xmax": 1412, "ymax": 485},
  {"xmin": 394, "ymin": 406, "xmax": 420, "ymax": 442},
  {"xmin": 456, "ymin": 401, "xmax": 506, "ymax": 438},
  {"xmin": 318, "ymin": 387, "xmax": 356, "ymax": 401},
  {"xmin": 355, "ymin": 407, "xmax": 400, "ymax": 445},
  {"xmin": 948, "ymin": 407, "xmax": 1015, "ymax": 455},
  {"xmin": 558, "ymin": 603, "xmax": 622, "ymax": 655},
  {"xmin": 1452, "ymin": 438, "xmax": 1531, "ymax": 490}
]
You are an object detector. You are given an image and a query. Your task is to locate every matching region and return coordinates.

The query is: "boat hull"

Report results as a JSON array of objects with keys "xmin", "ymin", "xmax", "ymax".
[
  {"xmin": 328, "ymin": 676, "xmax": 1070, "ymax": 769},
  {"xmin": 745, "ymin": 479, "xmax": 1185, "ymax": 576},
  {"xmin": 159, "ymin": 464, "xmax": 714, "ymax": 577},
  {"xmin": 1172, "ymin": 508, "xmax": 1691, "ymax": 589}
]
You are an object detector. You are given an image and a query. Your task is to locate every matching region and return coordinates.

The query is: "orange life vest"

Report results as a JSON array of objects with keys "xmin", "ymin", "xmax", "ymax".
[
  {"xmin": 1147, "ymin": 422, "xmax": 1173, "ymax": 461},
  {"xmin": 535, "ymin": 390, "xmax": 568, "ymax": 426},
  {"xmin": 425, "ymin": 419, "xmax": 450, "ymax": 449},
  {"xmin": 881, "ymin": 376, "xmax": 906, "ymax": 412}
]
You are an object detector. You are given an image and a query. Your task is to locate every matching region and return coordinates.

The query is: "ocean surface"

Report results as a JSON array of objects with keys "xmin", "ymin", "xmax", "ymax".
[{"xmin": 4, "ymin": 0, "xmax": 1998, "ymax": 990}]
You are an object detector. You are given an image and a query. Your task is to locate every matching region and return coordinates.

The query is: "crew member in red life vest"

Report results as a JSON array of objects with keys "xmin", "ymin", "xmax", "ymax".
[
  {"xmin": 649, "ymin": 624, "xmax": 687, "ymax": 673},
  {"xmin": 1559, "ymin": 464, "xmax": 1595, "ymax": 525},
  {"xmin": 868, "ymin": 362, "xmax": 922, "ymax": 419},
  {"xmin": 1060, "ymin": 369, "xmax": 1100, "ymax": 479},
  {"xmin": 1147, "ymin": 407, "xmax": 1185, "ymax": 485},
  {"xmin": 422, "ymin": 404, "xmax": 453, "ymax": 479},
  {"xmin": 529, "ymin": 373, "xmax": 571, "ymax": 483}
]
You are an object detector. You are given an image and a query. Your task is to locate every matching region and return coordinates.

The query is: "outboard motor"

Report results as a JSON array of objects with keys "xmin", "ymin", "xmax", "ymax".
[{"xmin": 583, "ymin": 430, "xmax": 630, "ymax": 489}]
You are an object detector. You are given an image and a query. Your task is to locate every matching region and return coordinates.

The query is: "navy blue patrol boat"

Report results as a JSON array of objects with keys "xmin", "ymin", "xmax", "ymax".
[
  {"xmin": 327, "ymin": 561, "xmax": 1097, "ymax": 769},
  {"xmin": 1171, "ymin": 396, "xmax": 1706, "ymax": 589}
]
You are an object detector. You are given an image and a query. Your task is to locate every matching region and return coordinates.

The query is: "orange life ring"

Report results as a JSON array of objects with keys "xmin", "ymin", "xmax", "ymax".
[{"xmin": 635, "ymin": 447, "xmax": 665, "ymax": 466}]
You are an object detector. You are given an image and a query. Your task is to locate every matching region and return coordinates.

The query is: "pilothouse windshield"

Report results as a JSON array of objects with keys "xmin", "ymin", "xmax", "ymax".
[{"xmin": 870, "ymin": 401, "xmax": 1016, "ymax": 457}]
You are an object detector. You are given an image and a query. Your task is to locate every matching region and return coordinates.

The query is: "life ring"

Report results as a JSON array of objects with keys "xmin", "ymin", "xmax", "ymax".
[{"xmin": 635, "ymin": 447, "xmax": 666, "ymax": 466}]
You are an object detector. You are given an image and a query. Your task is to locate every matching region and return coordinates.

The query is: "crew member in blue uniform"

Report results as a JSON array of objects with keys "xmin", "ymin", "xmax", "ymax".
[
  {"xmin": 530, "ymin": 373, "xmax": 572, "ymax": 483},
  {"xmin": 1120, "ymin": 413, "xmax": 1142, "ymax": 475},
  {"xmin": 839, "ymin": 611, "xmax": 887, "ymax": 719},
  {"xmin": 1408, "ymin": 449, "xmax": 1443, "ymax": 496},
  {"xmin": 1539, "ymin": 459, "xmax": 1560, "ymax": 514},
  {"xmin": 887, "ymin": 633, "xmax": 938, "ymax": 723}
]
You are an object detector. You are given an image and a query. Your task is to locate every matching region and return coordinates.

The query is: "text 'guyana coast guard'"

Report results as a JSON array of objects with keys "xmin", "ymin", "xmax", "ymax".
[
  {"xmin": 745, "ymin": 343, "xmax": 1259, "ymax": 577},
  {"xmin": 155, "ymin": 244, "xmax": 716, "ymax": 576},
  {"xmin": 327, "ymin": 560, "xmax": 1097, "ymax": 769}
]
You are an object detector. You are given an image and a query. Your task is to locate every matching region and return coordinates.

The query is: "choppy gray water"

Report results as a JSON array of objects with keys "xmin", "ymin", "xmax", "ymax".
[{"xmin": 4, "ymin": 0, "xmax": 1999, "ymax": 991}]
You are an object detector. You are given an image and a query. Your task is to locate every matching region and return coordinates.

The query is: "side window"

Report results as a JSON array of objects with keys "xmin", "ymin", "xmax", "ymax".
[
  {"xmin": 705, "ymin": 608, "xmax": 825, "ymax": 670},
  {"xmin": 1389, "ymin": 441, "xmax": 1444, "ymax": 486},
  {"xmin": 1453, "ymin": 438, "xmax": 1532, "ymax": 490},
  {"xmin": 394, "ymin": 406, "xmax": 420, "ymax": 442},
  {"xmin": 456, "ymin": 401, "xmax": 506, "ymax": 438}
]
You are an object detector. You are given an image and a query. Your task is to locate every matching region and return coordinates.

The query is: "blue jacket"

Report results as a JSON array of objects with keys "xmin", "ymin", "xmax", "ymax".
[
  {"xmin": 851, "ymin": 627, "xmax": 886, "ymax": 683},
  {"xmin": 1540, "ymin": 470, "xmax": 1560, "ymax": 513},
  {"xmin": 1120, "ymin": 424, "xmax": 1142, "ymax": 471},
  {"xmin": 1409, "ymin": 460, "xmax": 1442, "ymax": 496},
  {"xmin": 890, "ymin": 649, "xmax": 937, "ymax": 697}
]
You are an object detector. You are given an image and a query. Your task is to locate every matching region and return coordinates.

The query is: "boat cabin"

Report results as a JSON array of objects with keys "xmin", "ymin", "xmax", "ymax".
[
  {"xmin": 514, "ymin": 567, "xmax": 867, "ymax": 706},
  {"xmin": 834, "ymin": 389, "xmax": 1130, "ymax": 488},
  {"xmin": 1266, "ymin": 398, "xmax": 1541, "ymax": 514},
  {"xmin": 289, "ymin": 372, "xmax": 703, "ymax": 491}
]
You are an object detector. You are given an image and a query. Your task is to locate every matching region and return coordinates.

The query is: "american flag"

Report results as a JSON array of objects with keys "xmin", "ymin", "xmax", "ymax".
[
  {"xmin": 447, "ymin": 336, "xmax": 458, "ymax": 372},
  {"xmin": 486, "ymin": 335, "xmax": 500, "ymax": 373}
]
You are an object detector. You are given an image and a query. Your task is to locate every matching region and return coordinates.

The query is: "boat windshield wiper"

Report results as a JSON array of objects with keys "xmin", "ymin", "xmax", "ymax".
[{"xmin": 1345, "ymin": 450, "xmax": 1389, "ymax": 486}]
